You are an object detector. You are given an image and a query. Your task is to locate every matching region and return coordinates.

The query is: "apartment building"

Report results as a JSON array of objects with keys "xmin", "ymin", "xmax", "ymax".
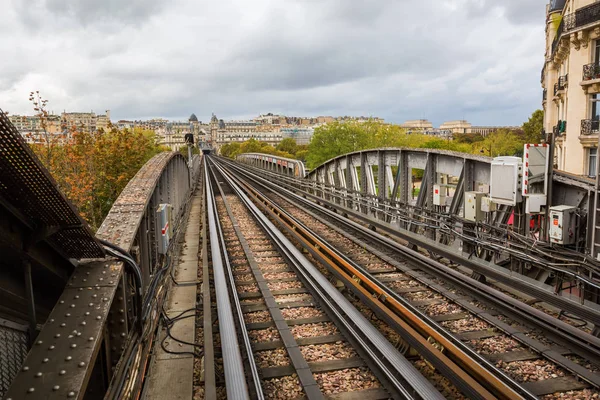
[
  {"xmin": 281, "ymin": 127, "xmax": 314, "ymax": 145},
  {"xmin": 542, "ymin": 0, "xmax": 600, "ymax": 176}
]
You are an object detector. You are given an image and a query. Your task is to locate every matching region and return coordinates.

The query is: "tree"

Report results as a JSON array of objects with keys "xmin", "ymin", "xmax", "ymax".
[
  {"xmin": 276, "ymin": 138, "xmax": 298, "ymax": 155},
  {"xmin": 306, "ymin": 122, "xmax": 371, "ymax": 168},
  {"xmin": 473, "ymin": 129, "xmax": 524, "ymax": 157},
  {"xmin": 26, "ymin": 93, "xmax": 166, "ymax": 230},
  {"xmin": 522, "ymin": 109, "xmax": 544, "ymax": 143}
]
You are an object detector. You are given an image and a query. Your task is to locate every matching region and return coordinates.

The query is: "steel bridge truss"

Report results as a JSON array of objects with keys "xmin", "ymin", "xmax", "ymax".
[{"xmin": 235, "ymin": 148, "xmax": 600, "ymax": 313}]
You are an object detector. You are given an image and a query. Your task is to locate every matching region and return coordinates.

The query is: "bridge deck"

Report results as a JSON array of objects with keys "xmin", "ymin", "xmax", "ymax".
[{"xmin": 144, "ymin": 187, "xmax": 202, "ymax": 398}]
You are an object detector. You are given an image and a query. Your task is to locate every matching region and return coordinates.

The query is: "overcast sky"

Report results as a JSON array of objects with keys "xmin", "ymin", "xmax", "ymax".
[{"xmin": 0, "ymin": 0, "xmax": 545, "ymax": 126}]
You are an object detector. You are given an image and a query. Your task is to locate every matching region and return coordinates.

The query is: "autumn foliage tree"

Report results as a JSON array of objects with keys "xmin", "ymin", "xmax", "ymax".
[{"xmin": 27, "ymin": 94, "xmax": 167, "ymax": 230}]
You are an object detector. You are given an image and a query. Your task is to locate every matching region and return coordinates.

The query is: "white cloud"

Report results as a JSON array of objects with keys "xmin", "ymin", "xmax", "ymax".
[{"xmin": 0, "ymin": 0, "xmax": 545, "ymax": 126}]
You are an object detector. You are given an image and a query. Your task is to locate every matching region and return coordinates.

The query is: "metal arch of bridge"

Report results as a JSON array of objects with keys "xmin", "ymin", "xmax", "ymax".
[
  {"xmin": 4, "ymin": 152, "xmax": 200, "ymax": 400},
  {"xmin": 237, "ymin": 152, "xmax": 306, "ymax": 178},
  {"xmin": 305, "ymin": 148, "xmax": 595, "ymax": 250},
  {"xmin": 306, "ymin": 148, "xmax": 492, "ymax": 218},
  {"xmin": 230, "ymin": 148, "xmax": 600, "ymax": 307}
]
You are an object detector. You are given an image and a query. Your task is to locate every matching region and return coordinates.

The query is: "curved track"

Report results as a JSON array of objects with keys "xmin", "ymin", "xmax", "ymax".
[{"xmin": 217, "ymin": 155, "xmax": 600, "ymax": 399}]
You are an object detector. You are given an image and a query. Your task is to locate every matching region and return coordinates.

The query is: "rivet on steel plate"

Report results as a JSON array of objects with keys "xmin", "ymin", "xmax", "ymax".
[
  {"xmin": 71, "ymin": 344, "xmax": 77, "ymax": 348},
  {"xmin": 88, "ymin": 303, "xmax": 94, "ymax": 307},
  {"xmin": 65, "ymin": 356, "xmax": 72, "ymax": 361},
  {"xmin": 60, "ymin": 300, "xmax": 65, "ymax": 304},
  {"xmin": 59, "ymin": 370, "xmax": 66, "ymax": 375},
  {"xmin": 61, "ymin": 323, "xmax": 66, "ymax": 327},
  {"xmin": 78, "ymin": 362, "xmax": 85, "ymax": 367},
  {"xmin": 49, "ymin": 345, "xmax": 55, "ymax": 350},
  {"xmin": 66, "ymin": 313, "xmax": 71, "ymax": 317},
  {"xmin": 81, "ymin": 321, "xmax": 86, "ymax": 326},
  {"xmin": 35, "ymin": 372, "xmax": 42, "ymax": 377},
  {"xmin": 96, "ymin": 316, "xmax": 102, "ymax": 320},
  {"xmin": 53, "ymin": 385, "xmax": 60, "ymax": 391},
  {"xmin": 88, "ymin": 336, "xmax": 94, "ymax": 341},
  {"xmin": 70, "ymin": 304, "xmax": 75, "ymax": 308},
  {"xmin": 36, "ymin": 340, "xmax": 42, "ymax": 345},
  {"xmin": 68, "ymin": 391, "xmax": 76, "ymax": 397},
  {"xmin": 22, "ymin": 366, "xmax": 29, "ymax": 371},
  {"xmin": 85, "ymin": 312, "xmax": 90, "ymax": 316},
  {"xmin": 27, "ymin": 387, "xmax": 34, "ymax": 393},
  {"xmin": 43, "ymin": 358, "xmax": 49, "ymax": 363}
]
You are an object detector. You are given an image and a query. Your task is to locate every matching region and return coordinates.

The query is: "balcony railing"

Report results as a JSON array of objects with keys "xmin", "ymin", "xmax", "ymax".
[
  {"xmin": 583, "ymin": 63, "xmax": 600, "ymax": 81},
  {"xmin": 554, "ymin": 74, "xmax": 567, "ymax": 95},
  {"xmin": 551, "ymin": 2, "xmax": 600, "ymax": 57},
  {"xmin": 581, "ymin": 119, "xmax": 600, "ymax": 135}
]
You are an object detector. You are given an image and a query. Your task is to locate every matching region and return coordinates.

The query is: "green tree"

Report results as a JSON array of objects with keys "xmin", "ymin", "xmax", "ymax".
[
  {"xmin": 276, "ymin": 138, "xmax": 298, "ymax": 155},
  {"xmin": 522, "ymin": 109, "xmax": 544, "ymax": 143},
  {"xmin": 474, "ymin": 129, "xmax": 524, "ymax": 157},
  {"xmin": 306, "ymin": 121, "xmax": 371, "ymax": 168}
]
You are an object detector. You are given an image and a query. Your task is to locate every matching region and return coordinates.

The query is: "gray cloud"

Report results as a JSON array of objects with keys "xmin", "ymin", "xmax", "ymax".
[{"xmin": 0, "ymin": 0, "xmax": 545, "ymax": 126}]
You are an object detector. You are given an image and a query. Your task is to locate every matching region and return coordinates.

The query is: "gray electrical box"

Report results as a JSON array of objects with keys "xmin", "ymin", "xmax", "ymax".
[
  {"xmin": 464, "ymin": 191, "xmax": 485, "ymax": 222},
  {"xmin": 433, "ymin": 184, "xmax": 446, "ymax": 206},
  {"xmin": 549, "ymin": 205, "xmax": 576, "ymax": 245},
  {"xmin": 490, "ymin": 156, "xmax": 523, "ymax": 205},
  {"xmin": 157, "ymin": 204, "xmax": 173, "ymax": 254}
]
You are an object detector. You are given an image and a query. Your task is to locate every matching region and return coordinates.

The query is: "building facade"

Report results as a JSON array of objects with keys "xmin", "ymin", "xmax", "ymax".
[
  {"xmin": 281, "ymin": 127, "xmax": 314, "ymax": 145},
  {"xmin": 400, "ymin": 119, "xmax": 434, "ymax": 133},
  {"xmin": 542, "ymin": 0, "xmax": 600, "ymax": 176}
]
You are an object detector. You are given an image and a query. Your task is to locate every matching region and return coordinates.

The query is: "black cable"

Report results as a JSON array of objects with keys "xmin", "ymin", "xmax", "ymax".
[{"xmin": 101, "ymin": 244, "xmax": 144, "ymax": 334}]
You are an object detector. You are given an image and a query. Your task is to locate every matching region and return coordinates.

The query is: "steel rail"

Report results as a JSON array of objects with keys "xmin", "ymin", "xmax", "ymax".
[
  {"xmin": 274, "ymin": 195, "xmax": 600, "ymax": 387},
  {"xmin": 207, "ymin": 163, "xmax": 265, "ymax": 399},
  {"xmin": 208, "ymin": 157, "xmax": 443, "ymax": 400},
  {"xmin": 215, "ymin": 158, "xmax": 529, "ymax": 400},
  {"xmin": 204, "ymin": 163, "xmax": 250, "ymax": 400},
  {"xmin": 220, "ymin": 156, "xmax": 600, "ymax": 328},
  {"xmin": 223, "ymin": 157, "xmax": 600, "ymax": 390}
]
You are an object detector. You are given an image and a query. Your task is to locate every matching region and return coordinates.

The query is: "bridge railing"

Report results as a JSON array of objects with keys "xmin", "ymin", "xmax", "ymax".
[
  {"xmin": 4, "ymin": 151, "xmax": 201, "ymax": 399},
  {"xmin": 236, "ymin": 152, "xmax": 306, "ymax": 178},
  {"xmin": 226, "ymin": 147, "xmax": 600, "ymax": 306}
]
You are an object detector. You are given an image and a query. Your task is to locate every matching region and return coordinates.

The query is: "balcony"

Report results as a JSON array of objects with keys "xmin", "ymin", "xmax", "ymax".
[
  {"xmin": 551, "ymin": 2, "xmax": 600, "ymax": 58},
  {"xmin": 554, "ymin": 74, "xmax": 567, "ymax": 97},
  {"xmin": 581, "ymin": 119, "xmax": 600, "ymax": 135},
  {"xmin": 582, "ymin": 64, "xmax": 600, "ymax": 93}
]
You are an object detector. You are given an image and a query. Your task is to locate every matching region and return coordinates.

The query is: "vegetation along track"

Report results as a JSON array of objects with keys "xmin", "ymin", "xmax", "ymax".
[
  {"xmin": 204, "ymin": 157, "xmax": 446, "ymax": 399},
  {"xmin": 217, "ymin": 156, "xmax": 600, "ymax": 399}
]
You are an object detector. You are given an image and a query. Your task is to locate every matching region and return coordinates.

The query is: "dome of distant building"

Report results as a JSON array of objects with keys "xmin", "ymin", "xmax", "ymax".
[{"xmin": 189, "ymin": 113, "xmax": 198, "ymax": 122}]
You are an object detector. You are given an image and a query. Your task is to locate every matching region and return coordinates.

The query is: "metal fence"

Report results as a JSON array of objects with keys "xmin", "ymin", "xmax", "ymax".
[{"xmin": 0, "ymin": 321, "xmax": 28, "ymax": 398}]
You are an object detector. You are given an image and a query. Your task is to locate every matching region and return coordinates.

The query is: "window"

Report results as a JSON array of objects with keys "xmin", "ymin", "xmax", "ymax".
[{"xmin": 589, "ymin": 148, "xmax": 598, "ymax": 178}]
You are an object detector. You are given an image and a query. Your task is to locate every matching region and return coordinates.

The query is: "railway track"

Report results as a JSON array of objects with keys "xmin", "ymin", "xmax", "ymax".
[
  {"xmin": 216, "ymin": 156, "xmax": 600, "ymax": 399},
  {"xmin": 203, "ymin": 158, "xmax": 446, "ymax": 399}
]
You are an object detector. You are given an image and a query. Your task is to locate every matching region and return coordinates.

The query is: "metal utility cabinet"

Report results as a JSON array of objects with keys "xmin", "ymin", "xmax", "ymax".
[{"xmin": 549, "ymin": 205, "xmax": 576, "ymax": 245}]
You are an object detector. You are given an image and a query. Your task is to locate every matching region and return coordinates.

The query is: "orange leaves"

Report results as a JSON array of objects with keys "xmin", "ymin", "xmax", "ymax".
[{"xmin": 29, "ymin": 125, "xmax": 164, "ymax": 231}]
